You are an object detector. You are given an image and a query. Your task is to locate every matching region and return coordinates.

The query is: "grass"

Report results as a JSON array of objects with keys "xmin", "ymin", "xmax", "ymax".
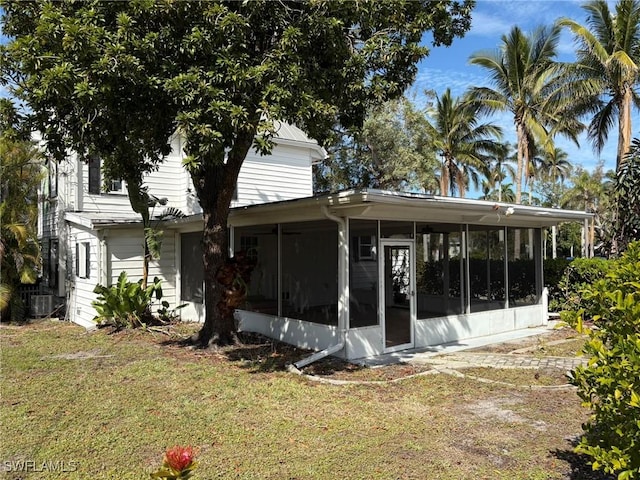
[{"xmin": 0, "ymin": 320, "xmax": 610, "ymax": 480}]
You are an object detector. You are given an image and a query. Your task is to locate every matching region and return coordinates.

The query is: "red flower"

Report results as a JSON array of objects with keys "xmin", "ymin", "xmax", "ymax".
[{"xmin": 164, "ymin": 445, "xmax": 194, "ymax": 472}]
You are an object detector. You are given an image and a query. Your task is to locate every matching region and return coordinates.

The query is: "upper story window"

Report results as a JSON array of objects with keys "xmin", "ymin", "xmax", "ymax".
[
  {"xmin": 88, "ymin": 155, "xmax": 126, "ymax": 195},
  {"xmin": 48, "ymin": 160, "xmax": 58, "ymax": 198}
]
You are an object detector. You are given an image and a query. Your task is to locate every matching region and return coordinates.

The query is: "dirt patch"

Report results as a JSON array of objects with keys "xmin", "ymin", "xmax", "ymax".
[
  {"xmin": 304, "ymin": 357, "xmax": 433, "ymax": 382},
  {"xmin": 459, "ymin": 366, "xmax": 571, "ymax": 387},
  {"xmin": 467, "ymin": 397, "xmax": 548, "ymax": 431},
  {"xmin": 45, "ymin": 348, "xmax": 114, "ymax": 360}
]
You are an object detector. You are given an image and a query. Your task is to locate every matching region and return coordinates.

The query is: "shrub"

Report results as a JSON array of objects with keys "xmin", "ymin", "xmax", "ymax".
[
  {"xmin": 544, "ymin": 257, "xmax": 571, "ymax": 311},
  {"xmin": 565, "ymin": 242, "xmax": 640, "ymax": 479},
  {"xmin": 553, "ymin": 257, "xmax": 612, "ymax": 313},
  {"xmin": 92, "ymin": 271, "xmax": 163, "ymax": 329}
]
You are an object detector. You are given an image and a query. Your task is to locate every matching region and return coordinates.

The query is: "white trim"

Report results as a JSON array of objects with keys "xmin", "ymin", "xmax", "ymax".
[{"xmin": 379, "ymin": 239, "xmax": 415, "ymax": 353}]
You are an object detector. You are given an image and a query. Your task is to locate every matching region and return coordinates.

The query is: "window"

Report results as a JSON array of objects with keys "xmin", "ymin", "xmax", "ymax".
[
  {"xmin": 180, "ymin": 232, "xmax": 204, "ymax": 303},
  {"xmin": 109, "ymin": 179, "xmax": 125, "ymax": 193},
  {"xmin": 48, "ymin": 160, "xmax": 58, "ymax": 198},
  {"xmin": 49, "ymin": 240, "xmax": 58, "ymax": 288},
  {"xmin": 88, "ymin": 155, "xmax": 125, "ymax": 194},
  {"xmin": 75, "ymin": 242, "xmax": 90, "ymax": 279},
  {"xmin": 356, "ymin": 235, "xmax": 376, "ymax": 261},
  {"xmin": 88, "ymin": 156, "xmax": 101, "ymax": 194},
  {"xmin": 349, "ymin": 219, "xmax": 379, "ymax": 327},
  {"xmin": 240, "ymin": 235, "xmax": 259, "ymax": 261},
  {"xmin": 233, "ymin": 225, "xmax": 279, "ymax": 315}
]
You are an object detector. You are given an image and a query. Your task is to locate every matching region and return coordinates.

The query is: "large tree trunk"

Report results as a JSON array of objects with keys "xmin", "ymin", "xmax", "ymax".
[
  {"xmin": 514, "ymin": 122, "xmax": 526, "ymax": 259},
  {"xmin": 440, "ymin": 160, "xmax": 449, "ymax": 196},
  {"xmin": 617, "ymin": 86, "xmax": 633, "ymax": 172},
  {"xmin": 515, "ymin": 122, "xmax": 525, "ymax": 205},
  {"xmin": 190, "ymin": 132, "xmax": 255, "ymax": 347}
]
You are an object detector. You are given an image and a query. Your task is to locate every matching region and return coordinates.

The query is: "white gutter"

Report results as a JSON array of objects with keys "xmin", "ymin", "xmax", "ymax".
[{"xmin": 293, "ymin": 205, "xmax": 347, "ymax": 369}]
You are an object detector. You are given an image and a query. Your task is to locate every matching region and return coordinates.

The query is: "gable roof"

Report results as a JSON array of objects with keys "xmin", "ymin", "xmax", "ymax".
[{"xmin": 273, "ymin": 122, "xmax": 326, "ymax": 161}]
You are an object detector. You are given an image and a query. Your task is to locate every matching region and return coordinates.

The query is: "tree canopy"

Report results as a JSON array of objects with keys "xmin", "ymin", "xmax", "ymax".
[
  {"xmin": 1, "ymin": 0, "xmax": 474, "ymax": 345},
  {"xmin": 313, "ymin": 97, "xmax": 438, "ymax": 193}
]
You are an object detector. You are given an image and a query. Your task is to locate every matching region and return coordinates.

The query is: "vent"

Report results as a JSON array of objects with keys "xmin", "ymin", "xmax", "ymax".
[{"xmin": 30, "ymin": 295, "xmax": 54, "ymax": 317}]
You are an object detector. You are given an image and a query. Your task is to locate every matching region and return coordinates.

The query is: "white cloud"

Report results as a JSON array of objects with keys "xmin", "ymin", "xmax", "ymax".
[{"xmin": 468, "ymin": 10, "xmax": 513, "ymax": 37}]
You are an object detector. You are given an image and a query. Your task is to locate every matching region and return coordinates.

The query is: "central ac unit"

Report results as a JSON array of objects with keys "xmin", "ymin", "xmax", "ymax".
[{"xmin": 30, "ymin": 295, "xmax": 54, "ymax": 317}]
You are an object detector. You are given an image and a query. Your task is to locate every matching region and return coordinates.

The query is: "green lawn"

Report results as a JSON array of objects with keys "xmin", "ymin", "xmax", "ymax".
[{"xmin": 1, "ymin": 321, "xmax": 602, "ymax": 479}]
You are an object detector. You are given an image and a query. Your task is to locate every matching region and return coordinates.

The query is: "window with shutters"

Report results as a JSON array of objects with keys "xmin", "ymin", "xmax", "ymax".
[{"xmin": 88, "ymin": 156, "xmax": 125, "ymax": 194}]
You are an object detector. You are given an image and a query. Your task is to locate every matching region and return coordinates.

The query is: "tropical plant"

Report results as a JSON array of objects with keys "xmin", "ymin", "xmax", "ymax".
[
  {"xmin": 469, "ymin": 24, "xmax": 585, "ymax": 205},
  {"xmin": 424, "ymin": 88, "xmax": 503, "ymax": 197},
  {"xmin": 482, "ymin": 142, "xmax": 517, "ymax": 202},
  {"xmin": 555, "ymin": 256, "xmax": 613, "ymax": 312},
  {"xmin": 563, "ymin": 164, "xmax": 615, "ymax": 256},
  {"xmin": 559, "ymin": 0, "xmax": 640, "ymax": 172},
  {"xmin": 614, "ymin": 137, "xmax": 640, "ymax": 252},
  {"xmin": 0, "ymin": 134, "xmax": 42, "ymax": 322},
  {"xmin": 150, "ymin": 445, "xmax": 197, "ymax": 480},
  {"xmin": 2, "ymin": 1, "xmax": 474, "ymax": 347},
  {"xmin": 564, "ymin": 242, "xmax": 640, "ymax": 479},
  {"xmin": 92, "ymin": 271, "xmax": 163, "ymax": 329}
]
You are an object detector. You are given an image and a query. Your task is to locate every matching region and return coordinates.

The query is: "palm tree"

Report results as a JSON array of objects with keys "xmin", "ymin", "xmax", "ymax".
[
  {"xmin": 484, "ymin": 142, "xmax": 517, "ymax": 202},
  {"xmin": 525, "ymin": 148, "xmax": 545, "ymax": 205},
  {"xmin": 540, "ymin": 147, "xmax": 572, "ymax": 186},
  {"xmin": 563, "ymin": 165, "xmax": 613, "ymax": 256},
  {"xmin": 424, "ymin": 88, "xmax": 503, "ymax": 197},
  {"xmin": 469, "ymin": 25, "xmax": 585, "ymax": 205},
  {"xmin": 559, "ymin": 0, "xmax": 640, "ymax": 172},
  {"xmin": 538, "ymin": 147, "xmax": 572, "ymax": 258}
]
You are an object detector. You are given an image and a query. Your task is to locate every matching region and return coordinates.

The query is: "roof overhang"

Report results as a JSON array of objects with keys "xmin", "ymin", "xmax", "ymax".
[
  {"xmin": 65, "ymin": 190, "xmax": 593, "ymax": 232},
  {"xmin": 64, "ymin": 211, "xmax": 143, "ymax": 230},
  {"xmin": 228, "ymin": 189, "xmax": 593, "ymax": 229}
]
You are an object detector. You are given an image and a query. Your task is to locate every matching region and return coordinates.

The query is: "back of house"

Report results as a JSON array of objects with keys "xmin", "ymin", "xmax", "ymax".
[{"xmin": 37, "ymin": 124, "xmax": 325, "ymax": 327}]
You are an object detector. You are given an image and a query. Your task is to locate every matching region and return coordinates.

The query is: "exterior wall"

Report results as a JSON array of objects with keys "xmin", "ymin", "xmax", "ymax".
[
  {"xmin": 44, "ymin": 129, "xmax": 319, "ymax": 327},
  {"xmin": 238, "ymin": 305, "xmax": 545, "ymax": 360},
  {"xmin": 106, "ymin": 229, "xmax": 178, "ymax": 310},
  {"xmin": 414, "ymin": 305, "xmax": 544, "ymax": 349},
  {"xmin": 66, "ymin": 224, "xmax": 101, "ymax": 328},
  {"xmin": 233, "ymin": 145, "xmax": 313, "ymax": 206},
  {"xmin": 346, "ymin": 326, "xmax": 383, "ymax": 359},
  {"xmin": 237, "ymin": 310, "xmax": 341, "ymax": 355},
  {"xmin": 66, "ymin": 136, "xmax": 315, "ymax": 219}
]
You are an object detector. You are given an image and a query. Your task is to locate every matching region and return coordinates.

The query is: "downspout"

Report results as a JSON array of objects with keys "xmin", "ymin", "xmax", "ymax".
[{"xmin": 293, "ymin": 205, "xmax": 347, "ymax": 369}]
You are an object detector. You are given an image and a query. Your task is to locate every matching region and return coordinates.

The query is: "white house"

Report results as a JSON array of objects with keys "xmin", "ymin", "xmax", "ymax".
[
  {"xmin": 38, "ymin": 124, "xmax": 326, "ymax": 327},
  {"xmin": 37, "ymin": 125, "xmax": 592, "ymax": 362}
]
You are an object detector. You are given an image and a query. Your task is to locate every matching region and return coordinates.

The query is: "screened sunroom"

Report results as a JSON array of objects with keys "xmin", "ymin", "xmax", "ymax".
[{"xmin": 225, "ymin": 189, "xmax": 592, "ymax": 361}]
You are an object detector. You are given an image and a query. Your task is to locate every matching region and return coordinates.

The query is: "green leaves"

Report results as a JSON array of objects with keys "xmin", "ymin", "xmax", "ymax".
[
  {"xmin": 92, "ymin": 271, "xmax": 167, "ymax": 329},
  {"xmin": 569, "ymin": 242, "xmax": 640, "ymax": 479}
]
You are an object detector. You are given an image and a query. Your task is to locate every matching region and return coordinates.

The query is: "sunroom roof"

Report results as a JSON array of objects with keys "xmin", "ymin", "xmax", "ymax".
[{"xmin": 228, "ymin": 189, "xmax": 593, "ymax": 229}]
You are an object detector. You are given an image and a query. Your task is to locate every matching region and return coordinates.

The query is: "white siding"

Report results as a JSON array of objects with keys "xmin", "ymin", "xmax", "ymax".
[
  {"xmin": 108, "ymin": 229, "xmax": 178, "ymax": 311},
  {"xmin": 52, "ymin": 129, "xmax": 319, "ymax": 329},
  {"xmin": 143, "ymin": 135, "xmax": 192, "ymax": 214},
  {"xmin": 67, "ymin": 226, "xmax": 101, "ymax": 327},
  {"xmin": 234, "ymin": 145, "xmax": 313, "ymax": 206},
  {"xmin": 79, "ymin": 157, "xmax": 133, "ymax": 214}
]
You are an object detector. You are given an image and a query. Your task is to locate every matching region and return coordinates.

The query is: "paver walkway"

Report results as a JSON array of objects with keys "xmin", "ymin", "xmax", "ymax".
[{"xmin": 414, "ymin": 352, "xmax": 586, "ymax": 371}]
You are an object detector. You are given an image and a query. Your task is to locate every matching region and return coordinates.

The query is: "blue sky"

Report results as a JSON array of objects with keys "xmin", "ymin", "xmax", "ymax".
[{"xmin": 409, "ymin": 0, "xmax": 623, "ymax": 176}]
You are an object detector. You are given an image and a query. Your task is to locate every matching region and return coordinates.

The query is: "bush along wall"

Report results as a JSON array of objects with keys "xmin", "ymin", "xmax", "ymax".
[
  {"xmin": 564, "ymin": 242, "xmax": 640, "ymax": 479},
  {"xmin": 548, "ymin": 257, "xmax": 612, "ymax": 313}
]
